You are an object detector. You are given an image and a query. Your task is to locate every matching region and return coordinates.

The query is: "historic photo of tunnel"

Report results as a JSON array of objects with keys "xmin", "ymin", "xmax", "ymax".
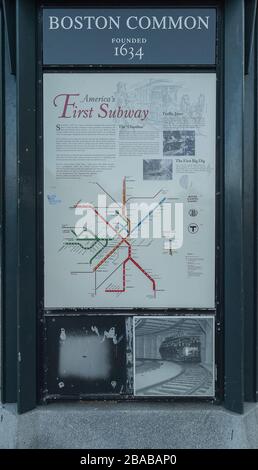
[{"xmin": 133, "ymin": 316, "xmax": 215, "ymax": 397}]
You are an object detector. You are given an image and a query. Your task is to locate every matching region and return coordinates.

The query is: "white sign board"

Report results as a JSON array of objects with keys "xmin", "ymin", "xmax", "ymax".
[{"xmin": 44, "ymin": 73, "xmax": 216, "ymax": 308}]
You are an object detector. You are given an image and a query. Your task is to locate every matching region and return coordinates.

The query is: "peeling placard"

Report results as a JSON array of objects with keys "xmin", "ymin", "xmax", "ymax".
[{"xmin": 44, "ymin": 316, "xmax": 127, "ymax": 397}]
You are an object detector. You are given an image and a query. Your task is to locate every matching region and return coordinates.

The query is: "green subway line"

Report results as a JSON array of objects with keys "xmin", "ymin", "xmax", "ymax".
[{"xmin": 90, "ymin": 239, "xmax": 108, "ymax": 264}]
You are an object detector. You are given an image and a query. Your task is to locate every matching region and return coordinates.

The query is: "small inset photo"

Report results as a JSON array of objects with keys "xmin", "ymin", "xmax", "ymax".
[
  {"xmin": 134, "ymin": 315, "xmax": 215, "ymax": 397},
  {"xmin": 163, "ymin": 130, "xmax": 195, "ymax": 156},
  {"xmin": 143, "ymin": 159, "xmax": 173, "ymax": 180}
]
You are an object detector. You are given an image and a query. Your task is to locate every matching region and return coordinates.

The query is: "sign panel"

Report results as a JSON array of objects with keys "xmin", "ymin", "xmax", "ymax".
[
  {"xmin": 43, "ymin": 8, "xmax": 216, "ymax": 65},
  {"xmin": 44, "ymin": 72, "xmax": 216, "ymax": 309}
]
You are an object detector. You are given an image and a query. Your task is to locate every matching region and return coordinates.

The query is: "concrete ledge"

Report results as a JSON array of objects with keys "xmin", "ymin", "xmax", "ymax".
[{"xmin": 0, "ymin": 402, "xmax": 258, "ymax": 449}]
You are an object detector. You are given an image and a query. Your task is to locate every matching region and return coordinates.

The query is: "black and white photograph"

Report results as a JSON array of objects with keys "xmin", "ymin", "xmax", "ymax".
[
  {"xmin": 134, "ymin": 316, "xmax": 215, "ymax": 397},
  {"xmin": 143, "ymin": 159, "xmax": 173, "ymax": 180},
  {"xmin": 163, "ymin": 130, "xmax": 195, "ymax": 156}
]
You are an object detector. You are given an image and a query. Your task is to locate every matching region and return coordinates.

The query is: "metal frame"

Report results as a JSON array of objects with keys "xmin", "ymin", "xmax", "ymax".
[
  {"xmin": 38, "ymin": 1, "xmax": 223, "ymax": 405},
  {"xmin": 255, "ymin": 15, "xmax": 258, "ymax": 401},
  {"xmin": 16, "ymin": 0, "xmax": 37, "ymax": 413},
  {"xmin": 0, "ymin": 0, "xmax": 5, "ymax": 402},
  {"xmin": 224, "ymin": 0, "xmax": 245, "ymax": 413},
  {"xmin": 243, "ymin": 5, "xmax": 257, "ymax": 402},
  {"xmin": 1, "ymin": 0, "xmax": 18, "ymax": 404},
  {"xmin": 12, "ymin": 0, "xmax": 248, "ymax": 413}
]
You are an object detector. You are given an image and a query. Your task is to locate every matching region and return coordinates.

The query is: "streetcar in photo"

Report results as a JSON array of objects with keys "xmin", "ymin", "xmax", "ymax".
[
  {"xmin": 163, "ymin": 138, "xmax": 183, "ymax": 154},
  {"xmin": 159, "ymin": 335, "xmax": 201, "ymax": 363}
]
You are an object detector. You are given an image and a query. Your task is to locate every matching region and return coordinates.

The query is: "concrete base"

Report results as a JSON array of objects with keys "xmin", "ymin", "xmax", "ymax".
[{"xmin": 0, "ymin": 402, "xmax": 258, "ymax": 449}]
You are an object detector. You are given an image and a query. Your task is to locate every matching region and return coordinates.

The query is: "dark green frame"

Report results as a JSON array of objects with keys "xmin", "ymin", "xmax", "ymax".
[
  {"xmin": 1, "ymin": 0, "xmax": 255, "ymax": 413},
  {"xmin": 224, "ymin": 0, "xmax": 245, "ymax": 413},
  {"xmin": 1, "ymin": 0, "xmax": 18, "ymax": 404},
  {"xmin": 16, "ymin": 0, "xmax": 37, "ymax": 413}
]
